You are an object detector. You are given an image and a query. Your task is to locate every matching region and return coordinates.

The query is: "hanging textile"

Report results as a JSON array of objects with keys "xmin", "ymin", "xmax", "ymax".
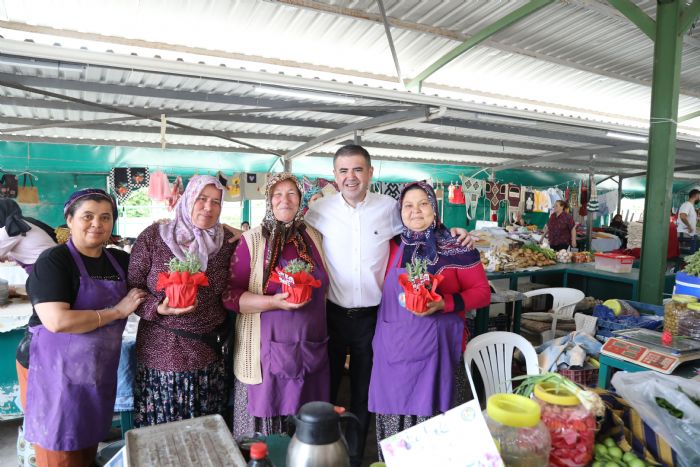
[
  {"xmin": 459, "ymin": 176, "xmax": 484, "ymax": 220},
  {"xmin": 109, "ymin": 167, "xmax": 150, "ymax": 202},
  {"xmin": 506, "ymin": 184, "xmax": 522, "ymax": 220},
  {"xmin": 450, "ymin": 184, "xmax": 466, "ymax": 205},
  {"xmin": 167, "ymin": 176, "xmax": 184, "ymax": 211},
  {"xmin": 223, "ymin": 173, "xmax": 242, "ymax": 202},
  {"xmin": 579, "ymin": 180, "xmax": 588, "ymax": 217},
  {"xmin": 524, "ymin": 190, "xmax": 535, "ymax": 212},
  {"xmin": 447, "ymin": 184, "xmax": 456, "ymax": 203},
  {"xmin": 0, "ymin": 173, "xmax": 18, "ymax": 199},
  {"xmin": 243, "ymin": 173, "xmax": 268, "ymax": 200},
  {"xmin": 148, "ymin": 170, "xmax": 171, "ymax": 202},
  {"xmin": 381, "ymin": 182, "xmax": 404, "ymax": 200},
  {"xmin": 484, "ymin": 181, "xmax": 506, "ymax": 222},
  {"xmin": 588, "ymin": 180, "xmax": 599, "ymax": 215}
]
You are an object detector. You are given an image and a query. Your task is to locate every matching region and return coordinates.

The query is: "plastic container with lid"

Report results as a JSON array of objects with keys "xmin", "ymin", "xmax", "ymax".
[
  {"xmin": 483, "ymin": 394, "xmax": 550, "ymax": 467},
  {"xmin": 664, "ymin": 294, "xmax": 697, "ymax": 335},
  {"xmin": 533, "ymin": 383, "xmax": 595, "ymax": 467}
]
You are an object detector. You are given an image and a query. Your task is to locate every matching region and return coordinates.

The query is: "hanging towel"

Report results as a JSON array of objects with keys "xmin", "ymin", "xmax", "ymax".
[
  {"xmin": 382, "ymin": 182, "xmax": 404, "ymax": 200},
  {"xmin": 524, "ymin": 190, "xmax": 535, "ymax": 212},
  {"xmin": 148, "ymin": 171, "xmax": 171, "ymax": 201}
]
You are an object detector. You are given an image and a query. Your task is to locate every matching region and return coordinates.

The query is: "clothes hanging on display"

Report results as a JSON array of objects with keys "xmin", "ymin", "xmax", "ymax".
[
  {"xmin": 579, "ymin": 181, "xmax": 588, "ymax": 217},
  {"xmin": 506, "ymin": 184, "xmax": 522, "ymax": 220},
  {"xmin": 243, "ymin": 173, "xmax": 268, "ymax": 200},
  {"xmin": 167, "ymin": 176, "xmax": 184, "ymax": 211},
  {"xmin": 223, "ymin": 173, "xmax": 242, "ymax": 202},
  {"xmin": 148, "ymin": 171, "xmax": 171, "ymax": 202},
  {"xmin": 484, "ymin": 181, "xmax": 506, "ymax": 221},
  {"xmin": 587, "ymin": 181, "xmax": 599, "ymax": 214},
  {"xmin": 450, "ymin": 185, "xmax": 466, "ymax": 205},
  {"xmin": 109, "ymin": 167, "xmax": 150, "ymax": 202},
  {"xmin": 524, "ymin": 190, "xmax": 535, "ymax": 212},
  {"xmin": 459, "ymin": 176, "xmax": 483, "ymax": 220}
]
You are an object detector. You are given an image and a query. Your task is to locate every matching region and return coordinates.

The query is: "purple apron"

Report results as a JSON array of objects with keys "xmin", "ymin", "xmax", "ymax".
[
  {"xmin": 24, "ymin": 239, "xmax": 127, "ymax": 451},
  {"xmin": 247, "ymin": 243, "xmax": 330, "ymax": 418},
  {"xmin": 368, "ymin": 243, "xmax": 463, "ymax": 417}
]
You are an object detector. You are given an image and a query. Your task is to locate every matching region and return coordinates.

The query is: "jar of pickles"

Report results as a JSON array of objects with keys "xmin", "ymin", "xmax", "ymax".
[
  {"xmin": 483, "ymin": 394, "xmax": 550, "ymax": 467},
  {"xmin": 664, "ymin": 294, "xmax": 697, "ymax": 335},
  {"xmin": 533, "ymin": 383, "xmax": 595, "ymax": 467}
]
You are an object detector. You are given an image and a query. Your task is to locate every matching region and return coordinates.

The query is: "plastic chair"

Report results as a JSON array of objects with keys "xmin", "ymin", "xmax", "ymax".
[
  {"xmin": 522, "ymin": 287, "xmax": 584, "ymax": 342},
  {"xmin": 464, "ymin": 331, "xmax": 539, "ymax": 404}
]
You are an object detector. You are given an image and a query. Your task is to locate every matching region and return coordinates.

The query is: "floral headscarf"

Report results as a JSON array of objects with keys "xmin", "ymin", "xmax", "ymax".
[
  {"xmin": 159, "ymin": 175, "xmax": 224, "ymax": 272},
  {"xmin": 262, "ymin": 172, "xmax": 314, "ymax": 290},
  {"xmin": 399, "ymin": 181, "xmax": 480, "ymax": 275}
]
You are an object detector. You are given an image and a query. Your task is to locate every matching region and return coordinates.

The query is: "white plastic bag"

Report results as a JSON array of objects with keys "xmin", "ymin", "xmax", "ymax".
[{"xmin": 611, "ymin": 372, "xmax": 700, "ymax": 467}]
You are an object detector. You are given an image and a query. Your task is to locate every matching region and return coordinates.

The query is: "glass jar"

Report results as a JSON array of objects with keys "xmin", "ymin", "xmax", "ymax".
[
  {"xmin": 533, "ymin": 383, "xmax": 595, "ymax": 467},
  {"xmin": 483, "ymin": 394, "xmax": 550, "ymax": 467},
  {"xmin": 664, "ymin": 294, "xmax": 697, "ymax": 335}
]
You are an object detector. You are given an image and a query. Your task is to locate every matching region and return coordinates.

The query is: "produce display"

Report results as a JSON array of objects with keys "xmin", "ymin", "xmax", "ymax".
[
  {"xmin": 663, "ymin": 294, "xmax": 696, "ymax": 336},
  {"xmin": 680, "ymin": 249, "xmax": 700, "ymax": 276},
  {"xmin": 556, "ymin": 249, "xmax": 572, "ymax": 263},
  {"xmin": 592, "ymin": 438, "xmax": 649, "ymax": 467},
  {"xmin": 480, "ymin": 245, "xmax": 556, "ymax": 271}
]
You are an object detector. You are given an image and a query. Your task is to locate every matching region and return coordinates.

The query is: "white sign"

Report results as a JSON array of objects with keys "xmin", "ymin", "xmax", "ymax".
[{"xmin": 380, "ymin": 400, "xmax": 504, "ymax": 467}]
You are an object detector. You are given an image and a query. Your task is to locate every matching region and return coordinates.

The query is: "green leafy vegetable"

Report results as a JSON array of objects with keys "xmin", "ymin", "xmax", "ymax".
[
  {"xmin": 682, "ymin": 250, "xmax": 700, "ymax": 277},
  {"xmin": 655, "ymin": 397, "xmax": 683, "ymax": 418},
  {"xmin": 167, "ymin": 252, "xmax": 202, "ymax": 274}
]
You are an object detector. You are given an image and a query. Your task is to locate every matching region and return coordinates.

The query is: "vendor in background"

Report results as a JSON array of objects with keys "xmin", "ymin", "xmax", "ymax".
[
  {"xmin": 17, "ymin": 189, "xmax": 146, "ymax": 467},
  {"xmin": 676, "ymin": 189, "xmax": 700, "ymax": 237},
  {"xmin": 368, "ymin": 182, "xmax": 490, "ymax": 461},
  {"xmin": 129, "ymin": 175, "xmax": 237, "ymax": 427},
  {"xmin": 609, "ymin": 213, "xmax": 628, "ymax": 249},
  {"xmin": 545, "ymin": 200, "xmax": 576, "ymax": 251},
  {"xmin": 512, "ymin": 211, "xmax": 527, "ymax": 227},
  {"xmin": 224, "ymin": 173, "xmax": 329, "ymax": 439},
  {"xmin": 0, "ymin": 199, "xmax": 57, "ymax": 274}
]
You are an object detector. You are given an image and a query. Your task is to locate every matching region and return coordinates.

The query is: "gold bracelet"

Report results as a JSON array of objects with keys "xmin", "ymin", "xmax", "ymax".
[{"xmin": 95, "ymin": 309, "xmax": 102, "ymax": 328}]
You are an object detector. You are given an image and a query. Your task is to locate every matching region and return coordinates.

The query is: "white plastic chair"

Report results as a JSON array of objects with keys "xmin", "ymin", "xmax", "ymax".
[
  {"xmin": 464, "ymin": 331, "xmax": 539, "ymax": 404},
  {"xmin": 522, "ymin": 287, "xmax": 585, "ymax": 342}
]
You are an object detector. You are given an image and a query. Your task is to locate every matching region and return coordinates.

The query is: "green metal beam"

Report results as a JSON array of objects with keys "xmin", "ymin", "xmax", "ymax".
[
  {"xmin": 607, "ymin": 0, "xmax": 656, "ymax": 40},
  {"xmin": 639, "ymin": 0, "xmax": 684, "ymax": 305},
  {"xmin": 404, "ymin": 0, "xmax": 554, "ymax": 91},
  {"xmin": 679, "ymin": 108, "xmax": 700, "ymax": 122},
  {"xmin": 680, "ymin": 0, "xmax": 700, "ymax": 35}
]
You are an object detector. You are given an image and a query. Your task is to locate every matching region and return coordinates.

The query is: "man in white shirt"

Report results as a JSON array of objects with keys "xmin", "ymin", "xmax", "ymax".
[
  {"xmin": 677, "ymin": 189, "xmax": 700, "ymax": 236},
  {"xmin": 305, "ymin": 145, "xmax": 470, "ymax": 466}
]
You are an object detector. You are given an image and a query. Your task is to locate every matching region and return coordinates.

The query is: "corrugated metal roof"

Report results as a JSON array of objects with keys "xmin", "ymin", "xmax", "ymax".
[{"xmin": 0, "ymin": 0, "xmax": 698, "ymax": 177}]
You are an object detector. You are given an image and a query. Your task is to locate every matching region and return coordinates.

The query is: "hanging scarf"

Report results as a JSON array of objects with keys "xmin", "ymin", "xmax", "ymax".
[
  {"xmin": 399, "ymin": 182, "xmax": 481, "ymax": 275},
  {"xmin": 0, "ymin": 199, "xmax": 31, "ymax": 237},
  {"xmin": 261, "ymin": 173, "xmax": 314, "ymax": 290},
  {"xmin": 159, "ymin": 175, "xmax": 224, "ymax": 272}
]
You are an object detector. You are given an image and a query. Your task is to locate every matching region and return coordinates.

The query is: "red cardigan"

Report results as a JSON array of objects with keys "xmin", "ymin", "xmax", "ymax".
[{"xmin": 386, "ymin": 240, "xmax": 491, "ymax": 347}]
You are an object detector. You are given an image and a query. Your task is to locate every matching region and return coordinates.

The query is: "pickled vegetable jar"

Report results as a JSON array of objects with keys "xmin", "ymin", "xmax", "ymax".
[
  {"xmin": 483, "ymin": 394, "xmax": 550, "ymax": 467},
  {"xmin": 664, "ymin": 294, "xmax": 696, "ymax": 335},
  {"xmin": 533, "ymin": 383, "xmax": 595, "ymax": 467}
]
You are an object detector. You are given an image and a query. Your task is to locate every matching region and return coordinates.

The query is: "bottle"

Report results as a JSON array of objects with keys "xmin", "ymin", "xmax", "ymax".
[{"xmin": 248, "ymin": 442, "xmax": 274, "ymax": 467}]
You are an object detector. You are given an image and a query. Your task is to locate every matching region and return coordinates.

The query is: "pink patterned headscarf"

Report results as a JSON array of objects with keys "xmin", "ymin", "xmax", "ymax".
[{"xmin": 159, "ymin": 175, "xmax": 224, "ymax": 272}]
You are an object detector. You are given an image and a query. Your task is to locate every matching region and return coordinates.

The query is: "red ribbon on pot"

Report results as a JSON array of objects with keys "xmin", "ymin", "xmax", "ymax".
[
  {"xmin": 156, "ymin": 270, "xmax": 209, "ymax": 308},
  {"xmin": 398, "ymin": 273, "xmax": 444, "ymax": 313},
  {"xmin": 270, "ymin": 267, "xmax": 322, "ymax": 305}
]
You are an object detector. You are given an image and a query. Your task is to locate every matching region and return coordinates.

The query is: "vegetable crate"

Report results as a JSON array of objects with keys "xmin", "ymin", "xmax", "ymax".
[
  {"xmin": 595, "ymin": 300, "xmax": 664, "ymax": 341},
  {"xmin": 557, "ymin": 367, "xmax": 599, "ymax": 388}
]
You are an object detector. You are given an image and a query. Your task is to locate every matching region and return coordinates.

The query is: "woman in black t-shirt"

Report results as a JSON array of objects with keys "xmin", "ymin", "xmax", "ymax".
[{"xmin": 17, "ymin": 189, "xmax": 146, "ymax": 467}]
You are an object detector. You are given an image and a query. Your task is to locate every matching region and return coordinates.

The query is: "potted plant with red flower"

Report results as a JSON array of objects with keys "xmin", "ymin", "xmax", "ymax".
[
  {"xmin": 156, "ymin": 252, "xmax": 209, "ymax": 307},
  {"xmin": 398, "ymin": 258, "xmax": 443, "ymax": 313},
  {"xmin": 270, "ymin": 258, "xmax": 321, "ymax": 304}
]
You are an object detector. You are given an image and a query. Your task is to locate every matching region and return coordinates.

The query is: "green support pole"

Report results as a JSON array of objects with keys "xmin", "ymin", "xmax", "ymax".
[
  {"xmin": 639, "ymin": 0, "xmax": 684, "ymax": 304},
  {"xmin": 242, "ymin": 200, "xmax": 251, "ymax": 224}
]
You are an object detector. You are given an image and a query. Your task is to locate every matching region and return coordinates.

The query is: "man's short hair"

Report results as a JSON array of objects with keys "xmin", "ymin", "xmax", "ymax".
[
  {"xmin": 690, "ymin": 189, "xmax": 700, "ymax": 199},
  {"xmin": 333, "ymin": 144, "xmax": 371, "ymax": 167}
]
